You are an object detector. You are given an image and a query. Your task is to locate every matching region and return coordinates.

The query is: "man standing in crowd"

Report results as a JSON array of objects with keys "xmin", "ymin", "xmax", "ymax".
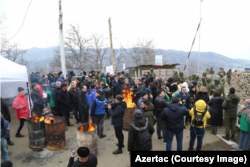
[
  {"xmin": 1, "ymin": 116, "xmax": 10, "ymax": 162},
  {"xmin": 155, "ymin": 89, "xmax": 169, "ymax": 144},
  {"xmin": 177, "ymin": 86, "xmax": 191, "ymax": 126},
  {"xmin": 42, "ymin": 75, "xmax": 49, "ymax": 92},
  {"xmin": 51, "ymin": 81, "xmax": 62, "ymax": 116},
  {"xmin": 76, "ymin": 78, "xmax": 81, "ymax": 89},
  {"xmin": 30, "ymin": 72, "xmax": 35, "ymax": 84},
  {"xmin": 135, "ymin": 79, "xmax": 146, "ymax": 97},
  {"xmin": 55, "ymin": 71, "xmax": 62, "ymax": 82},
  {"xmin": 86, "ymin": 84, "xmax": 96, "ymax": 111},
  {"xmin": 141, "ymin": 100, "xmax": 155, "ymax": 126},
  {"xmin": 37, "ymin": 79, "xmax": 44, "ymax": 101},
  {"xmin": 63, "ymin": 79, "xmax": 68, "ymax": 87},
  {"xmin": 222, "ymin": 88, "xmax": 240, "ymax": 141},
  {"xmin": 112, "ymin": 75, "xmax": 124, "ymax": 98},
  {"xmin": 48, "ymin": 71, "xmax": 54, "ymax": 84},
  {"xmin": 128, "ymin": 109, "xmax": 155, "ymax": 154},
  {"xmin": 1, "ymin": 98, "xmax": 14, "ymax": 145},
  {"xmin": 68, "ymin": 70, "xmax": 75, "ymax": 85},
  {"xmin": 31, "ymin": 83, "xmax": 44, "ymax": 116},
  {"xmin": 67, "ymin": 147, "xmax": 97, "ymax": 167},
  {"xmin": 79, "ymin": 70, "xmax": 84, "ymax": 76},
  {"xmin": 83, "ymin": 77, "xmax": 92, "ymax": 90},
  {"xmin": 12, "ymin": 87, "xmax": 30, "ymax": 137},
  {"xmin": 90, "ymin": 90, "xmax": 107, "ymax": 138},
  {"xmin": 142, "ymin": 77, "xmax": 148, "ymax": 88},
  {"xmin": 188, "ymin": 100, "xmax": 211, "ymax": 151},
  {"xmin": 137, "ymin": 92, "xmax": 152, "ymax": 114},
  {"xmin": 108, "ymin": 95, "xmax": 127, "ymax": 154},
  {"xmin": 78, "ymin": 85, "xmax": 89, "ymax": 123},
  {"xmin": 68, "ymin": 81, "xmax": 81, "ymax": 124},
  {"xmin": 160, "ymin": 97, "xmax": 189, "ymax": 151},
  {"xmin": 58, "ymin": 83, "xmax": 74, "ymax": 130}
]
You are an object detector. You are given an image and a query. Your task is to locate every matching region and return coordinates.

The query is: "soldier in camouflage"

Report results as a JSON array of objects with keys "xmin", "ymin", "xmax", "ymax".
[
  {"xmin": 210, "ymin": 68, "xmax": 215, "ymax": 74},
  {"xmin": 205, "ymin": 68, "xmax": 210, "ymax": 75},
  {"xmin": 150, "ymin": 68, "xmax": 156, "ymax": 78},
  {"xmin": 178, "ymin": 72, "xmax": 185, "ymax": 84},
  {"xmin": 217, "ymin": 68, "xmax": 226, "ymax": 77},
  {"xmin": 226, "ymin": 69, "xmax": 232, "ymax": 85},
  {"xmin": 173, "ymin": 71, "xmax": 180, "ymax": 80},
  {"xmin": 186, "ymin": 76, "xmax": 192, "ymax": 87},
  {"xmin": 211, "ymin": 78, "xmax": 224, "ymax": 96},
  {"xmin": 196, "ymin": 75, "xmax": 201, "ymax": 88},
  {"xmin": 202, "ymin": 72, "xmax": 207, "ymax": 86},
  {"xmin": 206, "ymin": 78, "xmax": 213, "ymax": 95},
  {"xmin": 219, "ymin": 74, "xmax": 226, "ymax": 96},
  {"xmin": 191, "ymin": 74, "xmax": 197, "ymax": 82}
]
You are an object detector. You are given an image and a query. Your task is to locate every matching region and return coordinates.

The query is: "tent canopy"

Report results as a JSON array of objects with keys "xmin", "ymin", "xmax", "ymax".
[{"xmin": 0, "ymin": 56, "xmax": 29, "ymax": 98}]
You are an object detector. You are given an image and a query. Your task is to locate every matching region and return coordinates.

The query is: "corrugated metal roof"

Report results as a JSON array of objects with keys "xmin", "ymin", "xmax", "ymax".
[{"xmin": 125, "ymin": 64, "xmax": 180, "ymax": 69}]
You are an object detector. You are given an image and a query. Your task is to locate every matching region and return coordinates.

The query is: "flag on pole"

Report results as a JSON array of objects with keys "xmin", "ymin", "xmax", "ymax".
[{"xmin": 201, "ymin": 0, "xmax": 203, "ymax": 2}]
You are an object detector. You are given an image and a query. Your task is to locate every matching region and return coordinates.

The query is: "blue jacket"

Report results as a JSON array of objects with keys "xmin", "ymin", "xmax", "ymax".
[
  {"xmin": 136, "ymin": 97, "xmax": 152, "ymax": 115},
  {"xmin": 90, "ymin": 95, "xmax": 107, "ymax": 117},
  {"xmin": 108, "ymin": 101, "xmax": 127, "ymax": 127},
  {"xmin": 57, "ymin": 78, "xmax": 63, "ymax": 83},
  {"xmin": 112, "ymin": 79, "xmax": 124, "ymax": 97},
  {"xmin": 86, "ymin": 89, "xmax": 96, "ymax": 110},
  {"xmin": 160, "ymin": 103, "xmax": 189, "ymax": 133},
  {"xmin": 1, "ymin": 116, "xmax": 10, "ymax": 138}
]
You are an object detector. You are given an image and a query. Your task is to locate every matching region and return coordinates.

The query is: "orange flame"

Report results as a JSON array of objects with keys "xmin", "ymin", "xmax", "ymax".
[
  {"xmin": 30, "ymin": 114, "xmax": 44, "ymax": 122},
  {"xmin": 122, "ymin": 85, "xmax": 135, "ymax": 108},
  {"xmin": 44, "ymin": 117, "xmax": 54, "ymax": 124},
  {"xmin": 79, "ymin": 119, "xmax": 96, "ymax": 132}
]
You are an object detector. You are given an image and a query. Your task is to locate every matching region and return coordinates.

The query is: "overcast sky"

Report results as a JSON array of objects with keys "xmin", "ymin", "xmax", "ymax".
[{"xmin": 1, "ymin": 0, "xmax": 250, "ymax": 60}]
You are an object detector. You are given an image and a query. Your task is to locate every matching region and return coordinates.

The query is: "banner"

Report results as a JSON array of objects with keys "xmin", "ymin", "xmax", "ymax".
[
  {"xmin": 106, "ymin": 65, "xmax": 114, "ymax": 75},
  {"xmin": 123, "ymin": 63, "xmax": 125, "ymax": 70},
  {"xmin": 155, "ymin": 55, "xmax": 162, "ymax": 65}
]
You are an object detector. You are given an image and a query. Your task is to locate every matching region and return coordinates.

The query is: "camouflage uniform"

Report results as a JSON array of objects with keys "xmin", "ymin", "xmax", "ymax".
[
  {"xmin": 205, "ymin": 68, "xmax": 210, "ymax": 75},
  {"xmin": 129, "ymin": 68, "xmax": 135, "ymax": 77},
  {"xmin": 173, "ymin": 71, "xmax": 180, "ymax": 81},
  {"xmin": 217, "ymin": 68, "xmax": 226, "ymax": 77},
  {"xmin": 150, "ymin": 68, "xmax": 156, "ymax": 78},
  {"xmin": 178, "ymin": 72, "xmax": 185, "ymax": 84},
  {"xmin": 191, "ymin": 74, "xmax": 197, "ymax": 82},
  {"xmin": 186, "ymin": 76, "xmax": 192, "ymax": 86},
  {"xmin": 210, "ymin": 68, "xmax": 215, "ymax": 74},
  {"xmin": 206, "ymin": 78, "xmax": 213, "ymax": 95},
  {"xmin": 202, "ymin": 72, "xmax": 207, "ymax": 86},
  {"xmin": 196, "ymin": 75, "xmax": 201, "ymax": 88},
  {"xmin": 211, "ymin": 78, "xmax": 224, "ymax": 96},
  {"xmin": 226, "ymin": 69, "xmax": 232, "ymax": 85},
  {"xmin": 219, "ymin": 74, "xmax": 226, "ymax": 96}
]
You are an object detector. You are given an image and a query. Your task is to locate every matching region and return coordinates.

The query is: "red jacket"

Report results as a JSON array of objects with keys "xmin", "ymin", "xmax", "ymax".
[
  {"xmin": 12, "ymin": 94, "xmax": 30, "ymax": 119},
  {"xmin": 38, "ymin": 84, "xmax": 44, "ymax": 100}
]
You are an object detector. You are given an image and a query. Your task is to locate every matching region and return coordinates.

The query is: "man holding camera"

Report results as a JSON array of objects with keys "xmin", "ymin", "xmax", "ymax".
[
  {"xmin": 177, "ymin": 86, "xmax": 191, "ymax": 126},
  {"xmin": 108, "ymin": 95, "xmax": 127, "ymax": 154}
]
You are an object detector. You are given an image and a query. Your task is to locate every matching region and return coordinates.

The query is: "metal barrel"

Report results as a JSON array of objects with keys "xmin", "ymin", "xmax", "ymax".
[
  {"xmin": 27, "ymin": 117, "xmax": 47, "ymax": 150},
  {"xmin": 76, "ymin": 123, "xmax": 98, "ymax": 156},
  {"xmin": 123, "ymin": 107, "xmax": 136, "ymax": 131},
  {"xmin": 44, "ymin": 116, "xmax": 66, "ymax": 150}
]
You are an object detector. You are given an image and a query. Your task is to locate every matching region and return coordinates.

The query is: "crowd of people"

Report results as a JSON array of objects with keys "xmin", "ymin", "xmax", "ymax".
[{"xmin": 1, "ymin": 68, "xmax": 250, "ymax": 166}]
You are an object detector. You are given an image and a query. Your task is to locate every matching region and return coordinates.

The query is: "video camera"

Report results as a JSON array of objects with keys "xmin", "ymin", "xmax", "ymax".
[{"xmin": 105, "ymin": 100, "xmax": 116, "ymax": 107}]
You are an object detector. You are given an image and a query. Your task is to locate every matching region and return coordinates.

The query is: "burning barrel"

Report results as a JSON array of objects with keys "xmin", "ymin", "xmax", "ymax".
[
  {"xmin": 122, "ymin": 87, "xmax": 136, "ymax": 131},
  {"xmin": 76, "ymin": 122, "xmax": 98, "ymax": 156},
  {"xmin": 27, "ymin": 115, "xmax": 47, "ymax": 150},
  {"xmin": 44, "ymin": 116, "xmax": 66, "ymax": 150}
]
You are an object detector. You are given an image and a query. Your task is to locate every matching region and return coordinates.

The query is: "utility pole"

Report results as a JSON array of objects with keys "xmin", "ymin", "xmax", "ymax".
[
  {"xmin": 59, "ymin": 0, "xmax": 66, "ymax": 79},
  {"xmin": 108, "ymin": 17, "xmax": 115, "ymax": 73}
]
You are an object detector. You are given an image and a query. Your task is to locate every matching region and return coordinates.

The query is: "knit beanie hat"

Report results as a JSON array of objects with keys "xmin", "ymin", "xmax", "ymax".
[
  {"xmin": 76, "ymin": 78, "xmax": 81, "ymax": 81},
  {"xmin": 133, "ymin": 109, "xmax": 143, "ymax": 119},
  {"xmin": 31, "ymin": 83, "xmax": 37, "ymax": 88},
  {"xmin": 115, "ymin": 95, "xmax": 124, "ymax": 102},
  {"xmin": 91, "ymin": 84, "xmax": 96, "ymax": 89},
  {"xmin": 192, "ymin": 81, "xmax": 197, "ymax": 86},
  {"xmin": 61, "ymin": 83, "xmax": 67, "ymax": 88},
  {"xmin": 141, "ymin": 92, "xmax": 147, "ymax": 97},
  {"xmin": 18, "ymin": 87, "xmax": 24, "ymax": 92},
  {"xmin": 77, "ymin": 147, "xmax": 89, "ymax": 158},
  {"xmin": 145, "ymin": 88, "xmax": 151, "ymax": 94},
  {"xmin": 172, "ymin": 97, "xmax": 179, "ymax": 103}
]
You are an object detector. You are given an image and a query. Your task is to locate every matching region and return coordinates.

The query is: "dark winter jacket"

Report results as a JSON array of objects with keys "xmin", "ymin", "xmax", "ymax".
[
  {"xmin": 222, "ymin": 94, "xmax": 240, "ymax": 118},
  {"xmin": 83, "ymin": 81, "xmax": 92, "ymax": 90},
  {"xmin": 150, "ymin": 87, "xmax": 157, "ymax": 105},
  {"xmin": 170, "ymin": 83, "xmax": 178, "ymax": 93},
  {"xmin": 112, "ymin": 79, "xmax": 124, "ymax": 97},
  {"xmin": 207, "ymin": 97, "xmax": 225, "ymax": 126},
  {"xmin": 1, "ymin": 98, "xmax": 11, "ymax": 122},
  {"xmin": 78, "ymin": 90, "xmax": 89, "ymax": 113},
  {"xmin": 177, "ymin": 91, "xmax": 191, "ymax": 109},
  {"xmin": 154, "ymin": 96, "xmax": 170, "ymax": 117},
  {"xmin": 68, "ymin": 88, "xmax": 80, "ymax": 106},
  {"xmin": 136, "ymin": 82, "xmax": 146, "ymax": 96},
  {"xmin": 189, "ymin": 90, "xmax": 197, "ymax": 109},
  {"xmin": 1, "ymin": 116, "xmax": 10, "ymax": 139},
  {"xmin": 90, "ymin": 95, "xmax": 107, "ymax": 117},
  {"xmin": 57, "ymin": 89, "xmax": 72, "ymax": 114},
  {"xmin": 67, "ymin": 154, "xmax": 97, "ymax": 167},
  {"xmin": 137, "ymin": 97, "xmax": 152, "ymax": 114},
  {"xmin": 68, "ymin": 71, "xmax": 75, "ymax": 85},
  {"xmin": 127, "ymin": 117, "xmax": 155, "ymax": 151},
  {"xmin": 48, "ymin": 73, "xmax": 54, "ymax": 84},
  {"xmin": 143, "ymin": 102, "xmax": 156, "ymax": 126},
  {"xmin": 160, "ymin": 103, "xmax": 189, "ymax": 133},
  {"xmin": 195, "ymin": 91, "xmax": 210, "ymax": 104},
  {"xmin": 108, "ymin": 101, "xmax": 127, "ymax": 127},
  {"xmin": 51, "ymin": 85, "xmax": 60, "ymax": 109},
  {"xmin": 31, "ymin": 90, "xmax": 44, "ymax": 112}
]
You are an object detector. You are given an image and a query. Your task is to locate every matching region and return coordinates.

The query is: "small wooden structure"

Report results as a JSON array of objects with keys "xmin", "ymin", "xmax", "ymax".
[{"xmin": 126, "ymin": 64, "xmax": 180, "ymax": 78}]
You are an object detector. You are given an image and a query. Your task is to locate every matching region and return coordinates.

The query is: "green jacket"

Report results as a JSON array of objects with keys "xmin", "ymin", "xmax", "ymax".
[
  {"xmin": 102, "ymin": 77, "xmax": 107, "ymax": 84},
  {"xmin": 144, "ymin": 102, "xmax": 156, "ymax": 126},
  {"xmin": 222, "ymin": 94, "xmax": 240, "ymax": 118},
  {"xmin": 240, "ymin": 111, "xmax": 250, "ymax": 132},
  {"xmin": 54, "ymin": 74, "xmax": 60, "ymax": 82},
  {"xmin": 47, "ymin": 91, "xmax": 56, "ymax": 107}
]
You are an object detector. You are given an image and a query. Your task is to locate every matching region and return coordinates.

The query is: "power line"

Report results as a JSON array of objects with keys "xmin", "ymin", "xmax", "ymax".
[{"xmin": 6, "ymin": 0, "xmax": 33, "ymax": 43}]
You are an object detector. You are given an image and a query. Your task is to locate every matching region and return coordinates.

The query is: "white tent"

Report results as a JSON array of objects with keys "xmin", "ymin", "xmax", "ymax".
[{"xmin": 0, "ymin": 56, "xmax": 32, "ymax": 111}]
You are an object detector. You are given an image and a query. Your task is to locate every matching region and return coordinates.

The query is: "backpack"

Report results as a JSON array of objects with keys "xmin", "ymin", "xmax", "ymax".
[
  {"xmin": 192, "ymin": 107, "xmax": 207, "ymax": 127},
  {"xmin": 131, "ymin": 118, "xmax": 151, "ymax": 151}
]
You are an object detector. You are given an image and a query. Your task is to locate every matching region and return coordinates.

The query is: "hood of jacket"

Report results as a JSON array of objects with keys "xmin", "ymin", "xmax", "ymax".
[
  {"xmin": 195, "ymin": 100, "xmax": 207, "ymax": 111},
  {"xmin": 167, "ymin": 103, "xmax": 181, "ymax": 112},
  {"xmin": 116, "ymin": 101, "xmax": 127, "ymax": 109},
  {"xmin": 131, "ymin": 117, "xmax": 148, "ymax": 131},
  {"xmin": 167, "ymin": 77, "xmax": 173, "ymax": 83},
  {"xmin": 144, "ymin": 102, "xmax": 154, "ymax": 112},
  {"xmin": 101, "ymin": 73, "xmax": 105, "ymax": 77},
  {"xmin": 227, "ymin": 94, "xmax": 240, "ymax": 104},
  {"xmin": 96, "ymin": 95, "xmax": 105, "ymax": 101}
]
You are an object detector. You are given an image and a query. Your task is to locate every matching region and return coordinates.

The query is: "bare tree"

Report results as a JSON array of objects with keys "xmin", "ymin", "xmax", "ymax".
[
  {"xmin": 89, "ymin": 33, "xmax": 109, "ymax": 71},
  {"xmin": 2, "ymin": 43, "xmax": 31, "ymax": 67},
  {"xmin": 186, "ymin": 60, "xmax": 198, "ymax": 75}
]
